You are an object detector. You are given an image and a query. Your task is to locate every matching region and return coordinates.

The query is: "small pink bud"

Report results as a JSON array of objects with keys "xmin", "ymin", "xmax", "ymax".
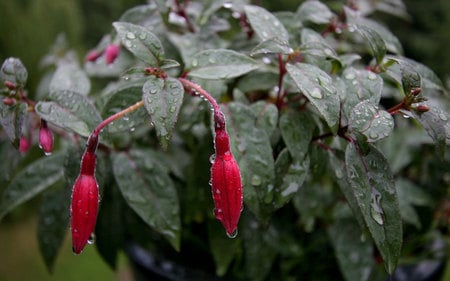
[
  {"xmin": 70, "ymin": 150, "xmax": 99, "ymax": 254},
  {"xmin": 19, "ymin": 136, "xmax": 31, "ymax": 153},
  {"xmin": 211, "ymin": 129, "xmax": 243, "ymax": 237},
  {"xmin": 415, "ymin": 104, "xmax": 430, "ymax": 113},
  {"xmin": 4, "ymin": 80, "xmax": 16, "ymax": 90},
  {"xmin": 39, "ymin": 120, "xmax": 53, "ymax": 155},
  {"xmin": 85, "ymin": 50, "xmax": 103, "ymax": 62},
  {"xmin": 2, "ymin": 97, "xmax": 16, "ymax": 105},
  {"xmin": 105, "ymin": 44, "xmax": 120, "ymax": 64}
]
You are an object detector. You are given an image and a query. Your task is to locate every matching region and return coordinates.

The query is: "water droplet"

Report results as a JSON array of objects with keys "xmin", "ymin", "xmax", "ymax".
[
  {"xmin": 370, "ymin": 189, "xmax": 384, "ymax": 225},
  {"xmin": 345, "ymin": 72, "xmax": 356, "ymax": 80},
  {"xmin": 262, "ymin": 57, "xmax": 271, "ymax": 64},
  {"xmin": 368, "ymin": 72, "xmax": 377, "ymax": 80},
  {"xmin": 169, "ymin": 106, "xmax": 176, "ymax": 113},
  {"xmin": 130, "ymin": 127, "xmax": 136, "ymax": 132},
  {"xmin": 223, "ymin": 2, "xmax": 233, "ymax": 8},
  {"xmin": 123, "ymin": 116, "xmax": 129, "ymax": 121},
  {"xmin": 226, "ymin": 229, "xmax": 238, "ymax": 239},
  {"xmin": 310, "ymin": 87, "xmax": 323, "ymax": 99},
  {"xmin": 208, "ymin": 57, "xmax": 216, "ymax": 63},
  {"xmin": 87, "ymin": 233, "xmax": 96, "ymax": 245},
  {"xmin": 369, "ymin": 131, "xmax": 379, "ymax": 140},
  {"xmin": 214, "ymin": 208, "xmax": 223, "ymax": 220},
  {"xmin": 335, "ymin": 168, "xmax": 344, "ymax": 179},
  {"xmin": 125, "ymin": 40, "xmax": 132, "ymax": 48},
  {"xmin": 191, "ymin": 59, "xmax": 198, "ymax": 67},
  {"xmin": 150, "ymin": 88, "xmax": 158, "ymax": 94},
  {"xmin": 251, "ymin": 175, "xmax": 262, "ymax": 186},
  {"xmin": 209, "ymin": 154, "xmax": 216, "ymax": 163},
  {"xmin": 126, "ymin": 32, "xmax": 136, "ymax": 40},
  {"xmin": 139, "ymin": 33, "xmax": 147, "ymax": 40},
  {"xmin": 439, "ymin": 113, "xmax": 448, "ymax": 121}
]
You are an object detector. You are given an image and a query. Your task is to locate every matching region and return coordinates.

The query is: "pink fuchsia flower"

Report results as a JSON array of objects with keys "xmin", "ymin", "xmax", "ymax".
[{"xmin": 85, "ymin": 49, "xmax": 103, "ymax": 62}]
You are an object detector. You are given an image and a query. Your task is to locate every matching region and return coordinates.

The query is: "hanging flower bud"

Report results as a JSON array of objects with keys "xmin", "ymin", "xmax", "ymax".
[
  {"xmin": 211, "ymin": 125, "xmax": 243, "ymax": 237},
  {"xmin": 38, "ymin": 120, "xmax": 53, "ymax": 155},
  {"xmin": 70, "ymin": 135, "xmax": 99, "ymax": 254},
  {"xmin": 19, "ymin": 135, "xmax": 31, "ymax": 153},
  {"xmin": 85, "ymin": 49, "xmax": 103, "ymax": 62},
  {"xmin": 104, "ymin": 44, "xmax": 120, "ymax": 64}
]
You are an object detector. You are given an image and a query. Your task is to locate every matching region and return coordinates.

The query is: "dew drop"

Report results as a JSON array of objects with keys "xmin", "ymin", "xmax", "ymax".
[
  {"xmin": 139, "ymin": 33, "xmax": 147, "ymax": 40},
  {"xmin": 123, "ymin": 116, "xmax": 129, "ymax": 121},
  {"xmin": 208, "ymin": 57, "xmax": 216, "ymax": 64},
  {"xmin": 191, "ymin": 59, "xmax": 198, "ymax": 67},
  {"xmin": 223, "ymin": 2, "xmax": 233, "ymax": 8},
  {"xmin": 209, "ymin": 154, "xmax": 216, "ymax": 164},
  {"xmin": 310, "ymin": 87, "xmax": 323, "ymax": 99},
  {"xmin": 130, "ymin": 127, "xmax": 136, "ymax": 132},
  {"xmin": 439, "ymin": 113, "xmax": 448, "ymax": 121},
  {"xmin": 169, "ymin": 106, "xmax": 176, "ymax": 113},
  {"xmin": 368, "ymin": 72, "xmax": 377, "ymax": 80},
  {"xmin": 369, "ymin": 131, "xmax": 379, "ymax": 140},
  {"xmin": 226, "ymin": 229, "xmax": 238, "ymax": 239},
  {"xmin": 345, "ymin": 72, "xmax": 356, "ymax": 80},
  {"xmin": 262, "ymin": 57, "xmax": 271, "ymax": 64},
  {"xmin": 126, "ymin": 32, "xmax": 136, "ymax": 40},
  {"xmin": 251, "ymin": 174, "xmax": 262, "ymax": 186},
  {"xmin": 87, "ymin": 233, "xmax": 96, "ymax": 245}
]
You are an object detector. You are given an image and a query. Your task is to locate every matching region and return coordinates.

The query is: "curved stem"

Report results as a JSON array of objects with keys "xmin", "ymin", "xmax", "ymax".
[{"xmin": 92, "ymin": 100, "xmax": 144, "ymax": 138}]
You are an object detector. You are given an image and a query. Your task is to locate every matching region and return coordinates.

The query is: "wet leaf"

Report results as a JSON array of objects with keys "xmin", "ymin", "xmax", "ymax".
[
  {"xmin": 250, "ymin": 101, "xmax": 279, "ymax": 137},
  {"xmin": 49, "ymin": 63, "xmax": 90, "ymax": 96},
  {"xmin": 0, "ymin": 152, "xmax": 65, "ymax": 220},
  {"xmin": 188, "ymin": 49, "xmax": 259, "ymax": 80},
  {"xmin": 279, "ymin": 110, "xmax": 314, "ymax": 161},
  {"xmin": 208, "ymin": 219, "xmax": 239, "ymax": 276},
  {"xmin": 349, "ymin": 100, "xmax": 394, "ymax": 143},
  {"xmin": 112, "ymin": 150, "xmax": 181, "ymax": 250},
  {"xmin": 244, "ymin": 5, "xmax": 289, "ymax": 42},
  {"xmin": 37, "ymin": 181, "xmax": 69, "ymax": 272},
  {"xmin": 250, "ymin": 37, "xmax": 293, "ymax": 56},
  {"xmin": 345, "ymin": 143, "xmax": 402, "ymax": 274},
  {"xmin": 0, "ymin": 57, "xmax": 28, "ymax": 86},
  {"xmin": 223, "ymin": 102, "xmax": 275, "ymax": 221},
  {"xmin": 341, "ymin": 67, "xmax": 383, "ymax": 120},
  {"xmin": 328, "ymin": 215, "xmax": 374, "ymax": 281},
  {"xmin": 286, "ymin": 63, "xmax": 340, "ymax": 132},
  {"xmin": 396, "ymin": 178, "xmax": 432, "ymax": 229},
  {"xmin": 297, "ymin": 0, "xmax": 334, "ymax": 24},
  {"xmin": 143, "ymin": 76, "xmax": 184, "ymax": 150},
  {"xmin": 0, "ymin": 102, "xmax": 27, "ymax": 148},
  {"xmin": 113, "ymin": 21, "xmax": 164, "ymax": 66}
]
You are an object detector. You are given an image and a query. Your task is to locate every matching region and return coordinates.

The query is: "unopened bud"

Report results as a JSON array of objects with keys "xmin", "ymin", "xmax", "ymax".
[
  {"xmin": 211, "ymin": 129, "xmax": 243, "ymax": 237},
  {"xmin": 105, "ymin": 44, "xmax": 120, "ymax": 64},
  {"xmin": 19, "ymin": 136, "xmax": 31, "ymax": 153},
  {"xmin": 2, "ymin": 97, "xmax": 16, "ymax": 105},
  {"xmin": 415, "ymin": 104, "xmax": 430, "ymax": 113},
  {"xmin": 39, "ymin": 120, "xmax": 54, "ymax": 155},
  {"xmin": 410, "ymin": 87, "xmax": 422, "ymax": 96},
  {"xmin": 85, "ymin": 50, "xmax": 103, "ymax": 62},
  {"xmin": 4, "ymin": 80, "xmax": 16, "ymax": 90}
]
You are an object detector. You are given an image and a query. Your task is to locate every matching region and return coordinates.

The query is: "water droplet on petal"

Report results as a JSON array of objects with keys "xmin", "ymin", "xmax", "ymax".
[
  {"xmin": 209, "ymin": 154, "xmax": 216, "ymax": 163},
  {"xmin": 345, "ymin": 72, "xmax": 356, "ymax": 80},
  {"xmin": 87, "ymin": 233, "xmax": 96, "ymax": 245}
]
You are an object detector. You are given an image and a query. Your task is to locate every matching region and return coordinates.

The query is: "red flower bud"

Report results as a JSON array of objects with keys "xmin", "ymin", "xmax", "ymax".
[
  {"xmin": 19, "ymin": 136, "xmax": 31, "ymax": 153},
  {"xmin": 4, "ymin": 80, "xmax": 16, "ymax": 90},
  {"xmin": 85, "ymin": 50, "xmax": 103, "ymax": 62},
  {"xmin": 104, "ymin": 44, "xmax": 120, "ymax": 64},
  {"xmin": 70, "ymin": 150, "xmax": 99, "ymax": 254},
  {"xmin": 211, "ymin": 129, "xmax": 243, "ymax": 237},
  {"xmin": 38, "ymin": 120, "xmax": 53, "ymax": 155},
  {"xmin": 415, "ymin": 104, "xmax": 430, "ymax": 113}
]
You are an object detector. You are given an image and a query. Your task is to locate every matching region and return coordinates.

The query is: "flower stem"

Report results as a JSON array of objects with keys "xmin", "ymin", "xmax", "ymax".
[{"xmin": 92, "ymin": 100, "xmax": 144, "ymax": 137}]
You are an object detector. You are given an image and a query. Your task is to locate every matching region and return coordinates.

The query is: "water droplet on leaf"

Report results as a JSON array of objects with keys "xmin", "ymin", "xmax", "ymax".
[{"xmin": 310, "ymin": 87, "xmax": 323, "ymax": 99}]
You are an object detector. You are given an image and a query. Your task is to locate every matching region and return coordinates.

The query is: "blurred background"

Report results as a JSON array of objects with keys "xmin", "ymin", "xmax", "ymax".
[{"xmin": 0, "ymin": 0, "xmax": 449, "ymax": 280}]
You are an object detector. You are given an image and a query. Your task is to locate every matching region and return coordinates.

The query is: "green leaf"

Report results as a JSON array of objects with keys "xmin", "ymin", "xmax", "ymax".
[
  {"xmin": 101, "ymin": 79, "xmax": 148, "ymax": 134},
  {"xmin": 328, "ymin": 216, "xmax": 374, "ymax": 281},
  {"xmin": 354, "ymin": 18, "xmax": 403, "ymax": 55},
  {"xmin": 113, "ymin": 21, "xmax": 164, "ymax": 66},
  {"xmin": 349, "ymin": 100, "xmax": 394, "ymax": 143},
  {"xmin": 244, "ymin": 5, "xmax": 289, "ymax": 42},
  {"xmin": 189, "ymin": 49, "xmax": 259, "ymax": 80},
  {"xmin": 341, "ymin": 67, "xmax": 383, "ymax": 120},
  {"xmin": 35, "ymin": 90, "xmax": 102, "ymax": 137},
  {"xmin": 49, "ymin": 63, "xmax": 90, "ymax": 96},
  {"xmin": 250, "ymin": 37, "xmax": 293, "ymax": 56},
  {"xmin": 286, "ymin": 63, "xmax": 340, "ymax": 132},
  {"xmin": 143, "ymin": 76, "xmax": 184, "ymax": 150},
  {"xmin": 37, "ymin": 181, "xmax": 69, "ymax": 272},
  {"xmin": 112, "ymin": 150, "xmax": 181, "ymax": 250},
  {"xmin": 0, "ymin": 152, "xmax": 65, "ymax": 220},
  {"xmin": 345, "ymin": 143, "xmax": 402, "ymax": 274},
  {"xmin": 0, "ymin": 57, "xmax": 28, "ymax": 86},
  {"xmin": 223, "ymin": 102, "xmax": 275, "ymax": 220},
  {"xmin": 297, "ymin": 0, "xmax": 334, "ymax": 24},
  {"xmin": 95, "ymin": 181, "xmax": 125, "ymax": 269},
  {"xmin": 353, "ymin": 24, "xmax": 386, "ymax": 65},
  {"xmin": 0, "ymin": 102, "xmax": 27, "ymax": 148},
  {"xmin": 250, "ymin": 101, "xmax": 279, "ymax": 137},
  {"xmin": 411, "ymin": 100, "xmax": 448, "ymax": 156},
  {"xmin": 279, "ymin": 110, "xmax": 314, "ymax": 161},
  {"xmin": 396, "ymin": 178, "xmax": 432, "ymax": 229},
  {"xmin": 119, "ymin": 4, "xmax": 159, "ymax": 24},
  {"xmin": 274, "ymin": 148, "xmax": 310, "ymax": 209}
]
